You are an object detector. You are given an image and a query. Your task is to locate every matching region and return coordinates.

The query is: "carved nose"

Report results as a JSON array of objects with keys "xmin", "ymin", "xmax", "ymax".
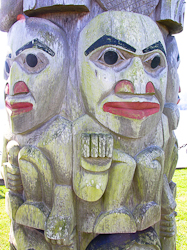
[
  {"xmin": 146, "ymin": 82, "xmax": 155, "ymax": 94},
  {"xmin": 13, "ymin": 81, "xmax": 29, "ymax": 95},
  {"xmin": 115, "ymin": 80, "xmax": 134, "ymax": 94}
]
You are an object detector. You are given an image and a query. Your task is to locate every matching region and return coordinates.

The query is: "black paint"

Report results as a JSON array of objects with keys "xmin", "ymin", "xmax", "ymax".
[
  {"xmin": 151, "ymin": 55, "xmax": 160, "ymax": 69},
  {"xmin": 104, "ymin": 51, "xmax": 118, "ymax": 65},
  {"xmin": 143, "ymin": 41, "xmax": 166, "ymax": 56},
  {"xmin": 86, "ymin": 227, "xmax": 161, "ymax": 250},
  {"xmin": 84, "ymin": 35, "xmax": 136, "ymax": 56},
  {"xmin": 26, "ymin": 54, "xmax": 38, "ymax": 67},
  {"xmin": 16, "ymin": 39, "xmax": 55, "ymax": 57}
]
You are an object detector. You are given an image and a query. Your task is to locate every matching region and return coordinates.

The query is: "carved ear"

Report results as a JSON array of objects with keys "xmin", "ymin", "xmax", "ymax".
[{"xmin": 156, "ymin": 0, "xmax": 185, "ymax": 34}]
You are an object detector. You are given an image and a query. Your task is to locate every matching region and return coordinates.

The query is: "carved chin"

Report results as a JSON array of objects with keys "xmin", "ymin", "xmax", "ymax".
[{"xmin": 94, "ymin": 110, "xmax": 162, "ymax": 139}]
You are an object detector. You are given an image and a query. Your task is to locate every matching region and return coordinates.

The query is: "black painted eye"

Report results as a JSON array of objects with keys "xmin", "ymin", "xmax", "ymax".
[
  {"xmin": 26, "ymin": 54, "xmax": 38, "ymax": 67},
  {"xmin": 104, "ymin": 51, "xmax": 118, "ymax": 65},
  {"xmin": 151, "ymin": 55, "xmax": 160, "ymax": 69},
  {"xmin": 177, "ymin": 54, "xmax": 180, "ymax": 62},
  {"xmin": 5, "ymin": 61, "xmax": 10, "ymax": 74}
]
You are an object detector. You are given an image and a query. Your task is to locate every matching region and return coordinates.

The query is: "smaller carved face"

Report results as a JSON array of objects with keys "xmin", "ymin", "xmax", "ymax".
[
  {"xmin": 78, "ymin": 11, "xmax": 167, "ymax": 138},
  {"xmin": 4, "ymin": 18, "xmax": 68, "ymax": 134}
]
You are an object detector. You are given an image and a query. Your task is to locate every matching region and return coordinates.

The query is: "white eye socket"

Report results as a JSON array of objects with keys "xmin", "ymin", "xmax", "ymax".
[
  {"xmin": 90, "ymin": 47, "xmax": 132, "ymax": 71},
  {"xmin": 17, "ymin": 52, "xmax": 49, "ymax": 74},
  {"xmin": 143, "ymin": 53, "xmax": 166, "ymax": 76}
]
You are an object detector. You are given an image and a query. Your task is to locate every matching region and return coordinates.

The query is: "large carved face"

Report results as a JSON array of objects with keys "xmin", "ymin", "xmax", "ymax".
[
  {"xmin": 4, "ymin": 17, "xmax": 68, "ymax": 134},
  {"xmin": 78, "ymin": 11, "xmax": 167, "ymax": 138}
]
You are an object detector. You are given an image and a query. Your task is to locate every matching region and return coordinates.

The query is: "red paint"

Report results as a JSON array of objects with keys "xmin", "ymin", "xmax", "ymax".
[
  {"xmin": 103, "ymin": 102, "xmax": 160, "ymax": 119},
  {"xmin": 115, "ymin": 80, "xmax": 134, "ymax": 94},
  {"xmin": 5, "ymin": 101, "xmax": 33, "ymax": 116},
  {"xmin": 14, "ymin": 81, "xmax": 29, "ymax": 95},
  {"xmin": 17, "ymin": 14, "xmax": 26, "ymax": 21},
  {"xmin": 177, "ymin": 96, "xmax": 180, "ymax": 104},
  {"xmin": 146, "ymin": 82, "xmax": 155, "ymax": 93},
  {"xmin": 5, "ymin": 83, "xmax": 9, "ymax": 95}
]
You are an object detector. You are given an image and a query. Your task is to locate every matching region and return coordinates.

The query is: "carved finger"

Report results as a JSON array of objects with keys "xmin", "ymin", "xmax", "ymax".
[
  {"xmin": 57, "ymin": 239, "xmax": 63, "ymax": 245},
  {"xmin": 8, "ymin": 184, "xmax": 23, "ymax": 193},
  {"xmin": 7, "ymin": 178, "xmax": 22, "ymax": 187},
  {"xmin": 7, "ymin": 164, "xmax": 20, "ymax": 175},
  {"xmin": 81, "ymin": 133, "xmax": 90, "ymax": 157},
  {"xmin": 91, "ymin": 134, "xmax": 99, "ymax": 157},
  {"xmin": 106, "ymin": 134, "xmax": 113, "ymax": 158},
  {"xmin": 51, "ymin": 239, "xmax": 57, "ymax": 245},
  {"xmin": 7, "ymin": 172, "xmax": 21, "ymax": 181},
  {"xmin": 160, "ymin": 219, "xmax": 174, "ymax": 227},
  {"xmin": 98, "ymin": 134, "xmax": 106, "ymax": 157}
]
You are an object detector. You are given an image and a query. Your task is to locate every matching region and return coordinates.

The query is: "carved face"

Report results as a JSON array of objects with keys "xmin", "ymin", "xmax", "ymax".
[
  {"xmin": 4, "ymin": 18, "xmax": 68, "ymax": 134},
  {"xmin": 78, "ymin": 11, "xmax": 167, "ymax": 138}
]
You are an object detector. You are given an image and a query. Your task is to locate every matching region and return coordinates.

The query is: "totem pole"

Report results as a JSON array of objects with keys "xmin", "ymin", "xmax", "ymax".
[{"xmin": 0, "ymin": 0, "xmax": 185, "ymax": 249}]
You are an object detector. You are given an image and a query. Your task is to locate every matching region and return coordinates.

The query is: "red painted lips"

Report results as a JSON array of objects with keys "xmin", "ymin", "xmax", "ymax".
[
  {"xmin": 103, "ymin": 102, "xmax": 160, "ymax": 119},
  {"xmin": 5, "ymin": 101, "xmax": 33, "ymax": 116}
]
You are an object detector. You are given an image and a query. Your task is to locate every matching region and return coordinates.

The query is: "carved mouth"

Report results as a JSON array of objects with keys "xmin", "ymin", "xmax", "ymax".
[
  {"xmin": 103, "ymin": 102, "xmax": 160, "ymax": 119},
  {"xmin": 5, "ymin": 101, "xmax": 33, "ymax": 116}
]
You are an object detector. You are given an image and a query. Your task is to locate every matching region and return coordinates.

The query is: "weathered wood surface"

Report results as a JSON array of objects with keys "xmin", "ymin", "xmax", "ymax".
[{"xmin": 0, "ymin": 1, "xmax": 183, "ymax": 249}]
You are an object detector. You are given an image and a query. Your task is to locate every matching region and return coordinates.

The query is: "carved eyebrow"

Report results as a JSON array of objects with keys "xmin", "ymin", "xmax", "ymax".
[
  {"xmin": 16, "ymin": 38, "xmax": 55, "ymax": 57},
  {"xmin": 84, "ymin": 35, "xmax": 136, "ymax": 56},
  {"xmin": 142, "ymin": 41, "xmax": 166, "ymax": 56}
]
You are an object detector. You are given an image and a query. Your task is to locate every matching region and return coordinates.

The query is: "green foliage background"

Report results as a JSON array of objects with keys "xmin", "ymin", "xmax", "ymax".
[{"xmin": 0, "ymin": 169, "xmax": 186, "ymax": 250}]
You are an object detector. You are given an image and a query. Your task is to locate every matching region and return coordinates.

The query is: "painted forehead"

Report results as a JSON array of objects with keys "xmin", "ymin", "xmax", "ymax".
[
  {"xmin": 81, "ymin": 11, "xmax": 166, "ymax": 56},
  {"xmin": 8, "ymin": 19, "xmax": 65, "ymax": 57},
  {"xmin": 85, "ymin": 35, "xmax": 166, "ymax": 56}
]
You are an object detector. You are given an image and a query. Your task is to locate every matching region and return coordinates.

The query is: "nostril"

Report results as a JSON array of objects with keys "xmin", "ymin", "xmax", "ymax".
[
  {"xmin": 5, "ymin": 83, "xmax": 9, "ymax": 95},
  {"xmin": 14, "ymin": 81, "xmax": 29, "ymax": 95},
  {"xmin": 115, "ymin": 80, "xmax": 134, "ymax": 94},
  {"xmin": 146, "ymin": 82, "xmax": 155, "ymax": 94}
]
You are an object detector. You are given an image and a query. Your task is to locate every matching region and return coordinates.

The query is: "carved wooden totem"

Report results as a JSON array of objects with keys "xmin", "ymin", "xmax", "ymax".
[{"xmin": 0, "ymin": 0, "xmax": 185, "ymax": 249}]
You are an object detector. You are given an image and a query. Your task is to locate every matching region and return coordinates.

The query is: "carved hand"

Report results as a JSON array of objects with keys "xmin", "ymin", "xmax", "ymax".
[
  {"xmin": 3, "ymin": 162, "xmax": 23, "ymax": 194},
  {"xmin": 2, "ymin": 140, "xmax": 22, "ymax": 194},
  {"xmin": 81, "ymin": 133, "xmax": 113, "ymax": 172}
]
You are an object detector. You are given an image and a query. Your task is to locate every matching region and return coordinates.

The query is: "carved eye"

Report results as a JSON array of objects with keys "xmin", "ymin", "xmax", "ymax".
[
  {"xmin": 4, "ymin": 59, "xmax": 11, "ymax": 80},
  {"xmin": 89, "ymin": 47, "xmax": 132, "ymax": 71},
  {"xmin": 143, "ymin": 53, "xmax": 166, "ymax": 77},
  {"xmin": 5, "ymin": 61, "xmax": 10, "ymax": 74},
  {"xmin": 26, "ymin": 54, "xmax": 38, "ymax": 67},
  {"xmin": 16, "ymin": 52, "xmax": 49, "ymax": 74},
  {"xmin": 103, "ymin": 50, "xmax": 118, "ymax": 65},
  {"xmin": 151, "ymin": 55, "xmax": 160, "ymax": 69}
]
